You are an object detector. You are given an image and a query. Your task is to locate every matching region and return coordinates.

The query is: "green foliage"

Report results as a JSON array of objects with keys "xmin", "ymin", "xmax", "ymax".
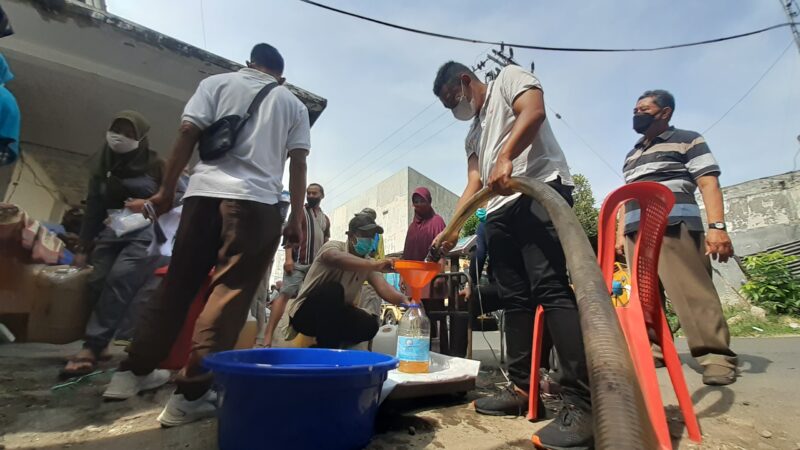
[
  {"xmin": 460, "ymin": 214, "xmax": 480, "ymax": 238},
  {"xmin": 665, "ymin": 300, "xmax": 680, "ymax": 334},
  {"xmin": 723, "ymin": 306, "xmax": 800, "ymax": 337},
  {"xmin": 572, "ymin": 174, "xmax": 599, "ymax": 238},
  {"xmin": 741, "ymin": 251, "xmax": 800, "ymax": 316}
]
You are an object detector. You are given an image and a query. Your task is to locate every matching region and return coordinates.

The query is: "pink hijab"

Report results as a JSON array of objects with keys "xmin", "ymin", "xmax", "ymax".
[{"xmin": 403, "ymin": 187, "xmax": 446, "ymax": 261}]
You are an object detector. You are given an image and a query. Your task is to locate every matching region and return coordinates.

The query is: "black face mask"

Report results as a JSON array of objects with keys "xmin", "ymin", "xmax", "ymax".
[
  {"xmin": 633, "ymin": 113, "xmax": 656, "ymax": 134},
  {"xmin": 306, "ymin": 197, "xmax": 321, "ymax": 208}
]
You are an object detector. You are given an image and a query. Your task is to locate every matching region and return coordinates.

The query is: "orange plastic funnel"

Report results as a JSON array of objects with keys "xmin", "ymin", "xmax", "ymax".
[{"xmin": 394, "ymin": 260, "xmax": 440, "ymax": 302}]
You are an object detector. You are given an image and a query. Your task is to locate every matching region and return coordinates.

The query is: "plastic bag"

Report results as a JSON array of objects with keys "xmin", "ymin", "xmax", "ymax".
[
  {"xmin": 107, "ymin": 208, "xmax": 151, "ymax": 237},
  {"xmin": 146, "ymin": 205, "xmax": 182, "ymax": 257},
  {"xmin": 31, "ymin": 227, "xmax": 64, "ymax": 264}
]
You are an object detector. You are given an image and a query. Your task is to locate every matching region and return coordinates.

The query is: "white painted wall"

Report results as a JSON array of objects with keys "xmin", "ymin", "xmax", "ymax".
[{"xmin": 2, "ymin": 155, "xmax": 68, "ymax": 223}]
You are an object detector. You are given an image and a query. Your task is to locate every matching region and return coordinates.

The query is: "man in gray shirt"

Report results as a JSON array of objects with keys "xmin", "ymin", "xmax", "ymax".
[{"xmin": 433, "ymin": 62, "xmax": 592, "ymax": 450}]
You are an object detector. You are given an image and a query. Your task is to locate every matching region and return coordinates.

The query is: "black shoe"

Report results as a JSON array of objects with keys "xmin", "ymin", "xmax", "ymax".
[
  {"xmin": 474, "ymin": 387, "xmax": 529, "ymax": 416},
  {"xmin": 531, "ymin": 396, "xmax": 594, "ymax": 450}
]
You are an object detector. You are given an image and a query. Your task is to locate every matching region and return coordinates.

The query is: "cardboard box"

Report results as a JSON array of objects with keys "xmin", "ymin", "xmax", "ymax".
[
  {"xmin": 26, "ymin": 266, "xmax": 92, "ymax": 344},
  {"xmin": 0, "ymin": 257, "xmax": 46, "ymax": 314},
  {"xmin": 0, "ymin": 264, "xmax": 92, "ymax": 344}
]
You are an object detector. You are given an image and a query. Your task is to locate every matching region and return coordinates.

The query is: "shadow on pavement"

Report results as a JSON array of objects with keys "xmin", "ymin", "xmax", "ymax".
[
  {"xmin": 668, "ymin": 385, "xmax": 735, "ymax": 448},
  {"xmin": 736, "ymin": 353, "xmax": 772, "ymax": 374},
  {"xmin": 12, "ymin": 420, "xmax": 217, "ymax": 450},
  {"xmin": 680, "ymin": 352, "xmax": 770, "ymax": 376}
]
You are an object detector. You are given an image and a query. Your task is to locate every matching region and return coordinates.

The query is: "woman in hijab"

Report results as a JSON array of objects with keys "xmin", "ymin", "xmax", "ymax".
[
  {"xmin": 61, "ymin": 111, "xmax": 165, "ymax": 378},
  {"xmin": 402, "ymin": 187, "xmax": 447, "ymax": 300},
  {"xmin": 402, "ymin": 187, "xmax": 446, "ymax": 262}
]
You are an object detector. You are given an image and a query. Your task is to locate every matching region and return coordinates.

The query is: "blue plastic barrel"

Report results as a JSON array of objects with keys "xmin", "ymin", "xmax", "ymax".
[{"xmin": 203, "ymin": 348, "xmax": 398, "ymax": 450}]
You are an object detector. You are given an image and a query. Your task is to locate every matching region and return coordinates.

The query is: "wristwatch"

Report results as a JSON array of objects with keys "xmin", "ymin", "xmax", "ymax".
[{"xmin": 708, "ymin": 222, "xmax": 727, "ymax": 231}]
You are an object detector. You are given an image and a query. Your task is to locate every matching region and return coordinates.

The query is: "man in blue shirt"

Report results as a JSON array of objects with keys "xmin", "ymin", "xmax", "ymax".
[{"xmin": 0, "ymin": 54, "xmax": 20, "ymax": 167}]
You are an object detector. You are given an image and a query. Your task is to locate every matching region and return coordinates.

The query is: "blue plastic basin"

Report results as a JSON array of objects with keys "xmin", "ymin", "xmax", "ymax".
[{"xmin": 203, "ymin": 348, "xmax": 398, "ymax": 450}]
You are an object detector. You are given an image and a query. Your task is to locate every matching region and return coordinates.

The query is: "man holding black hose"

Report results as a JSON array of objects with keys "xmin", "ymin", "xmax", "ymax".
[{"xmin": 432, "ymin": 62, "xmax": 592, "ymax": 450}]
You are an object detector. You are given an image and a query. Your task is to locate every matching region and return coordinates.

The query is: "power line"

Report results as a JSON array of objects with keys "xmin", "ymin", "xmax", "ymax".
[
  {"xmin": 546, "ymin": 106, "xmax": 624, "ymax": 181},
  {"xmin": 320, "ymin": 46, "xmax": 493, "ymax": 195},
  {"xmin": 298, "ymin": 0, "xmax": 798, "ymax": 53},
  {"xmin": 703, "ymin": 40, "xmax": 794, "ymax": 135},
  {"xmin": 328, "ymin": 120, "xmax": 459, "ymax": 207},
  {"xmin": 321, "ymin": 99, "xmax": 438, "ymax": 187},
  {"xmin": 199, "ymin": 0, "xmax": 208, "ymax": 49},
  {"xmin": 325, "ymin": 109, "xmax": 450, "ymax": 193},
  {"xmin": 779, "ymin": 0, "xmax": 800, "ymax": 55}
]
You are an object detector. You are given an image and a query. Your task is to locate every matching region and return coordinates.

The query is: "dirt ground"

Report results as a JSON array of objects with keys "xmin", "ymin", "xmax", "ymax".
[{"xmin": 1, "ymin": 336, "xmax": 799, "ymax": 450}]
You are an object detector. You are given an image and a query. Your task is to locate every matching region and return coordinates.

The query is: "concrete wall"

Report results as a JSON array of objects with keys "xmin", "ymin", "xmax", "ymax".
[
  {"xmin": 330, "ymin": 168, "xmax": 411, "ymax": 255},
  {"xmin": 410, "ymin": 167, "xmax": 459, "ymax": 241},
  {"xmin": 696, "ymin": 171, "xmax": 800, "ymax": 305},
  {"xmin": 2, "ymin": 155, "xmax": 68, "ymax": 223}
]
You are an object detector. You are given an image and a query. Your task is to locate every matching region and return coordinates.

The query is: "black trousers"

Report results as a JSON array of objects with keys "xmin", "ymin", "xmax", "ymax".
[
  {"xmin": 291, "ymin": 281, "xmax": 379, "ymax": 349},
  {"xmin": 484, "ymin": 187, "xmax": 590, "ymax": 401}
]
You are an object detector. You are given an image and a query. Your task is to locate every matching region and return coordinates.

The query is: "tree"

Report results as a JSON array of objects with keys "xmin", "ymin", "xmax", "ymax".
[
  {"xmin": 572, "ymin": 173, "xmax": 598, "ymax": 238},
  {"xmin": 460, "ymin": 213, "xmax": 479, "ymax": 238}
]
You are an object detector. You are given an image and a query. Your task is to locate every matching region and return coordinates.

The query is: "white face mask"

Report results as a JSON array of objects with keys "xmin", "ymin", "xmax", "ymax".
[
  {"xmin": 106, "ymin": 131, "xmax": 140, "ymax": 154},
  {"xmin": 451, "ymin": 82, "xmax": 476, "ymax": 121}
]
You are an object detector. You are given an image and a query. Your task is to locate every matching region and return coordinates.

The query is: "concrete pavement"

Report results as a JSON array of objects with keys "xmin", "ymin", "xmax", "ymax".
[{"xmin": 0, "ymin": 335, "xmax": 798, "ymax": 449}]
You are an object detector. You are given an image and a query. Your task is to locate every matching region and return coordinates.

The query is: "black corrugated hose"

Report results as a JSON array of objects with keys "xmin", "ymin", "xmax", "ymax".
[{"xmin": 435, "ymin": 177, "xmax": 656, "ymax": 450}]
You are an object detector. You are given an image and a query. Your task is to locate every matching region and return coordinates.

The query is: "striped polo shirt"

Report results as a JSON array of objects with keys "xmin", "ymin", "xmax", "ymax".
[{"xmin": 622, "ymin": 127, "xmax": 720, "ymax": 234}]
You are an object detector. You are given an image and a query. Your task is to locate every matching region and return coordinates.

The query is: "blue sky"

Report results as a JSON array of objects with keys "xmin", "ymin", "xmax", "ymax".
[{"xmin": 107, "ymin": 0, "xmax": 800, "ymax": 209}]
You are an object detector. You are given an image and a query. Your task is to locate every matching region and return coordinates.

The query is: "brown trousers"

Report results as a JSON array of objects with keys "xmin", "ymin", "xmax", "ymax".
[
  {"xmin": 120, "ymin": 196, "xmax": 282, "ymax": 398},
  {"xmin": 626, "ymin": 223, "xmax": 737, "ymax": 369}
]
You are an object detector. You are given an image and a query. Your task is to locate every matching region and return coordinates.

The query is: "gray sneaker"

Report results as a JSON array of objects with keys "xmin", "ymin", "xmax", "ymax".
[
  {"xmin": 103, "ymin": 370, "xmax": 171, "ymax": 400},
  {"xmin": 157, "ymin": 390, "xmax": 217, "ymax": 427}
]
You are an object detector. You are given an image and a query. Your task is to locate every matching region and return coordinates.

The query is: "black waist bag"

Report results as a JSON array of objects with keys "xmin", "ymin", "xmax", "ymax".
[{"xmin": 198, "ymin": 82, "xmax": 278, "ymax": 162}]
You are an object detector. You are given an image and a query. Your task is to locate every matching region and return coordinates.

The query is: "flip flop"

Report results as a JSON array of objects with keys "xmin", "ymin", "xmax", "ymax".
[
  {"xmin": 59, "ymin": 357, "xmax": 98, "ymax": 380},
  {"xmin": 61, "ymin": 351, "xmax": 112, "ymax": 363}
]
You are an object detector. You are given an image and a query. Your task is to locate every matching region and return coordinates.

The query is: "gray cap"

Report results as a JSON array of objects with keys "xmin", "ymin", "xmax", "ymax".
[
  {"xmin": 358, "ymin": 208, "xmax": 377, "ymax": 220},
  {"xmin": 348, "ymin": 213, "xmax": 383, "ymax": 234}
]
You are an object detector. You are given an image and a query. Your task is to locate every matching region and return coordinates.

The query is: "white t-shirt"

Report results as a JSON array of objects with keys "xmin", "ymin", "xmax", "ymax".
[
  {"xmin": 182, "ymin": 68, "xmax": 311, "ymax": 204},
  {"xmin": 466, "ymin": 65, "xmax": 572, "ymax": 214}
]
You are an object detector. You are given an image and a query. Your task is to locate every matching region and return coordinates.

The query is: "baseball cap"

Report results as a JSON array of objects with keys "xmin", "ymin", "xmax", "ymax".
[
  {"xmin": 348, "ymin": 213, "xmax": 384, "ymax": 234},
  {"xmin": 358, "ymin": 208, "xmax": 377, "ymax": 220}
]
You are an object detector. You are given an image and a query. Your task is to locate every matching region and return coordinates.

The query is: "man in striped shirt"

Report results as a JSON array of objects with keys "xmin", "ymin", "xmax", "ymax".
[
  {"xmin": 616, "ymin": 89, "xmax": 737, "ymax": 386},
  {"xmin": 262, "ymin": 182, "xmax": 330, "ymax": 347}
]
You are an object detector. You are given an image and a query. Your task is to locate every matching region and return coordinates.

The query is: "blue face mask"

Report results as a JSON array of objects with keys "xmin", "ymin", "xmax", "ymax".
[{"xmin": 353, "ymin": 237, "xmax": 373, "ymax": 256}]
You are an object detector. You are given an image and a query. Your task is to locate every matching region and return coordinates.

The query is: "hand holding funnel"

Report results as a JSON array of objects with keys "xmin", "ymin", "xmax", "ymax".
[{"xmin": 394, "ymin": 260, "xmax": 440, "ymax": 302}]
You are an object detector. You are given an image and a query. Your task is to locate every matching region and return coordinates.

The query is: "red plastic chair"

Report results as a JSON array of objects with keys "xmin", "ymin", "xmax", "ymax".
[
  {"xmin": 157, "ymin": 266, "xmax": 211, "ymax": 370},
  {"xmin": 527, "ymin": 181, "xmax": 701, "ymax": 449}
]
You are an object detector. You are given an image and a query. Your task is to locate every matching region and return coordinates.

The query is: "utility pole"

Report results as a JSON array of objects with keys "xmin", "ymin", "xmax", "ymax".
[{"xmin": 780, "ymin": 0, "xmax": 800, "ymax": 56}]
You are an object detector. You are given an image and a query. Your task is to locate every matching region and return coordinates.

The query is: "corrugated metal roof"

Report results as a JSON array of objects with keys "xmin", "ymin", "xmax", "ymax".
[{"xmin": 764, "ymin": 240, "xmax": 800, "ymax": 278}]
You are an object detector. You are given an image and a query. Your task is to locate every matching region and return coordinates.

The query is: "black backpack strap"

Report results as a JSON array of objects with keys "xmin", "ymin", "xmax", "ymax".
[{"xmin": 238, "ymin": 82, "xmax": 279, "ymax": 128}]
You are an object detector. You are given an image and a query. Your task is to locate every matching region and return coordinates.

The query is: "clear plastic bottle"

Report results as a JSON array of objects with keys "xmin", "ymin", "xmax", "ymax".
[{"xmin": 397, "ymin": 303, "xmax": 430, "ymax": 373}]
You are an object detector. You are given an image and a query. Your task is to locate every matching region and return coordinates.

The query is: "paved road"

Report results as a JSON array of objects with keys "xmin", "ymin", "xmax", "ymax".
[
  {"xmin": 464, "ymin": 332, "xmax": 800, "ymax": 449},
  {"xmin": 1, "ymin": 336, "xmax": 798, "ymax": 449}
]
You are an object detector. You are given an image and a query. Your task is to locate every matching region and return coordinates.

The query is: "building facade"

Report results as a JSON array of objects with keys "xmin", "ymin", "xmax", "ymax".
[
  {"xmin": 0, "ymin": 0, "xmax": 326, "ymax": 221},
  {"xmin": 697, "ymin": 170, "xmax": 800, "ymax": 305}
]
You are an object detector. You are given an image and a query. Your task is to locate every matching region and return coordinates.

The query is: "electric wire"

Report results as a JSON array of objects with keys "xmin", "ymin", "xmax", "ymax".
[
  {"xmin": 322, "ymin": 99, "xmax": 439, "ymax": 187},
  {"xmin": 703, "ymin": 40, "xmax": 795, "ymax": 135},
  {"xmin": 298, "ymin": 0, "xmax": 798, "ymax": 53},
  {"xmin": 327, "ymin": 120, "xmax": 458, "ymax": 207}
]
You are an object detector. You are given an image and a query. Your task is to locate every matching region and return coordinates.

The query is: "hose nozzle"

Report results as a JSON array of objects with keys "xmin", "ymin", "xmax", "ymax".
[{"xmin": 425, "ymin": 245, "xmax": 443, "ymax": 262}]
